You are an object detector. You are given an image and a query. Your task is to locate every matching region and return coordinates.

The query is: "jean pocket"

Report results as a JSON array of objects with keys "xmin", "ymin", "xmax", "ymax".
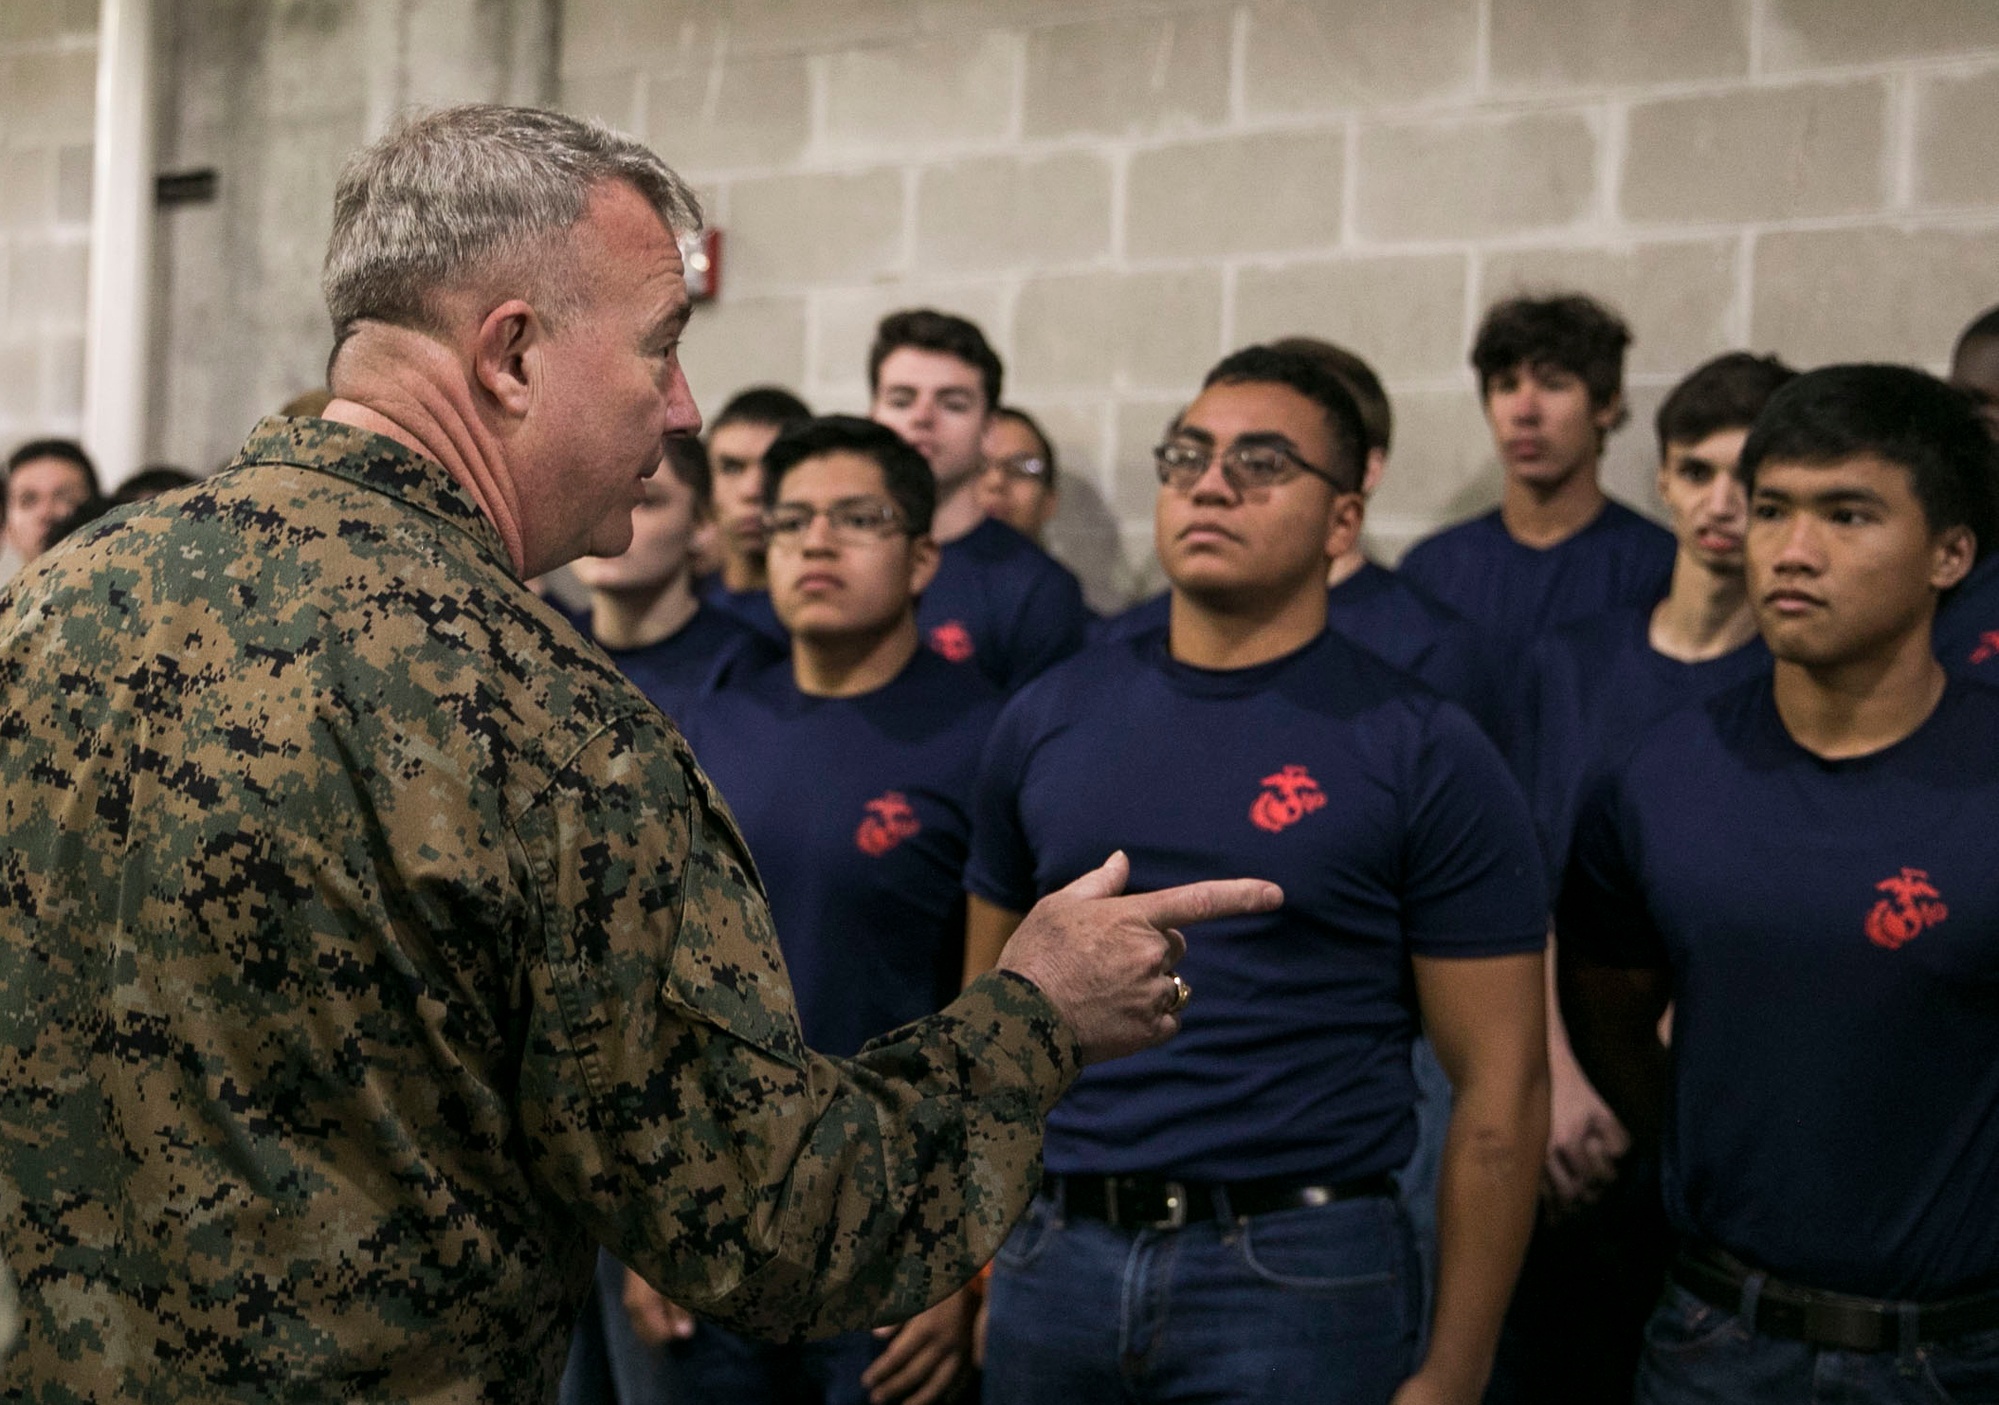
[
  {"xmin": 1917, "ymin": 1325, "xmax": 1999, "ymax": 1404},
  {"xmin": 1230, "ymin": 1199, "xmax": 1402, "ymax": 1294},
  {"xmin": 1643, "ymin": 1282, "xmax": 1748, "ymax": 1358},
  {"xmin": 993, "ymin": 1198, "xmax": 1057, "ymax": 1274}
]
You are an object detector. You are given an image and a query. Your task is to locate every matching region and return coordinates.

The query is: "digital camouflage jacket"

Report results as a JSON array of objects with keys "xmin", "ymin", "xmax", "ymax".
[{"xmin": 0, "ymin": 417, "xmax": 1080, "ymax": 1402}]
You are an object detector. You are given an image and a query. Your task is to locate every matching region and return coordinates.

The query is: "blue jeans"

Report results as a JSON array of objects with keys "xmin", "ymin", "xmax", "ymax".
[
  {"xmin": 1402, "ymin": 1035, "xmax": 1451, "ymax": 1356},
  {"xmin": 1637, "ymin": 1281, "xmax": 1999, "ymax": 1404},
  {"xmin": 982, "ymin": 1188, "xmax": 1420, "ymax": 1405}
]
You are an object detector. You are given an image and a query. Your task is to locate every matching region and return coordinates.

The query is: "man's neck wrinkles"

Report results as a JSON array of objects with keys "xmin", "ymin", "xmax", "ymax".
[{"xmin": 326, "ymin": 325, "xmax": 529, "ymax": 574}]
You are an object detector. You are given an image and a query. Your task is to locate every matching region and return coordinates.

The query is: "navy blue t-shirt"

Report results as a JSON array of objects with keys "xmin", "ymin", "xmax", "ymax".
[
  {"xmin": 1524, "ymin": 606, "xmax": 1769, "ymax": 891},
  {"xmin": 917, "ymin": 517, "xmax": 1089, "ymax": 691},
  {"xmin": 682, "ymin": 647, "xmax": 1002, "ymax": 1059},
  {"xmin": 1399, "ymin": 501, "xmax": 1675, "ymax": 757},
  {"xmin": 1933, "ymin": 551, "xmax": 1999, "ymax": 680},
  {"xmin": 1561, "ymin": 676, "xmax": 1999, "ymax": 1298},
  {"xmin": 1099, "ymin": 562, "xmax": 1493, "ymax": 731},
  {"xmin": 698, "ymin": 575, "xmax": 786, "ymax": 644},
  {"xmin": 967, "ymin": 629, "xmax": 1547, "ymax": 1183},
  {"xmin": 568, "ymin": 601, "xmax": 767, "ymax": 726}
]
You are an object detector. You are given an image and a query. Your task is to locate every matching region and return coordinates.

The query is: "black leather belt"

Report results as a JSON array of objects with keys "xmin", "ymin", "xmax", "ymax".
[
  {"xmin": 1672, "ymin": 1242, "xmax": 1999, "ymax": 1352},
  {"xmin": 1049, "ymin": 1172, "xmax": 1395, "ymax": 1232}
]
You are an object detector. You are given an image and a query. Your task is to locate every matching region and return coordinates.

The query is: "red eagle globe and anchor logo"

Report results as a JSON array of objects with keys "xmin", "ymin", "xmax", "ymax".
[
  {"xmin": 1250, "ymin": 764, "xmax": 1327, "ymax": 833},
  {"xmin": 927, "ymin": 621, "xmax": 975, "ymax": 664},
  {"xmin": 856, "ymin": 792, "xmax": 922, "ymax": 857},
  {"xmin": 1970, "ymin": 631, "xmax": 1999, "ymax": 666},
  {"xmin": 1865, "ymin": 867, "xmax": 1949, "ymax": 951}
]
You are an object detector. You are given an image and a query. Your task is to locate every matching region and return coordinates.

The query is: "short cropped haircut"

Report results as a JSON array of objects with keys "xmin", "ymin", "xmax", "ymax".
[
  {"xmin": 323, "ymin": 104, "xmax": 701, "ymax": 346},
  {"xmin": 1741, "ymin": 364, "xmax": 1999, "ymax": 555},
  {"xmin": 1655, "ymin": 352, "xmax": 1799, "ymax": 460},
  {"xmin": 992, "ymin": 406, "xmax": 1058, "ymax": 490},
  {"xmin": 1955, "ymin": 303, "xmax": 1999, "ymax": 357},
  {"xmin": 868, "ymin": 309, "xmax": 1003, "ymax": 412},
  {"xmin": 762, "ymin": 415, "xmax": 938, "ymax": 537},
  {"xmin": 712, "ymin": 385, "xmax": 813, "ymax": 436},
  {"xmin": 1471, "ymin": 294, "xmax": 1632, "ymax": 412},
  {"xmin": 1268, "ymin": 337, "xmax": 1392, "ymax": 456},
  {"xmin": 6, "ymin": 438, "xmax": 101, "ymax": 500},
  {"xmin": 112, "ymin": 466, "xmax": 199, "ymax": 506},
  {"xmin": 661, "ymin": 436, "xmax": 712, "ymax": 509},
  {"xmin": 1198, "ymin": 344, "xmax": 1369, "ymax": 493}
]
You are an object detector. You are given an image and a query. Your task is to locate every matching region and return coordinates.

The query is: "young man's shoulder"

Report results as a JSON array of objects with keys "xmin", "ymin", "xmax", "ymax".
[
  {"xmin": 951, "ymin": 517, "xmax": 1078, "ymax": 582},
  {"xmin": 1398, "ymin": 508, "xmax": 1506, "ymax": 571}
]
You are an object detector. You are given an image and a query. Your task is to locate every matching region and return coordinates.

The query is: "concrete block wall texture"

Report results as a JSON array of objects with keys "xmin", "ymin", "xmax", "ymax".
[
  {"xmin": 0, "ymin": 3, "xmax": 97, "ymax": 448},
  {"xmin": 561, "ymin": 0, "xmax": 1999, "ymax": 609}
]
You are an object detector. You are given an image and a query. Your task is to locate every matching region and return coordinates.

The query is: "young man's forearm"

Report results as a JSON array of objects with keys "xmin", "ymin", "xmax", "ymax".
[{"xmin": 1413, "ymin": 1066, "xmax": 1549, "ymax": 1401}]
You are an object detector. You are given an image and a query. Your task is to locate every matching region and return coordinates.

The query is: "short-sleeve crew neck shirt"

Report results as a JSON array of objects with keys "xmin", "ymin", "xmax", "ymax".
[
  {"xmin": 917, "ymin": 518, "xmax": 1090, "ymax": 691},
  {"xmin": 967, "ymin": 628, "xmax": 1547, "ymax": 1184},
  {"xmin": 1525, "ymin": 605, "xmax": 1769, "ymax": 891},
  {"xmin": 1099, "ymin": 562, "xmax": 1493, "ymax": 730},
  {"xmin": 682, "ymin": 646, "xmax": 1002, "ymax": 1058},
  {"xmin": 1561, "ymin": 675, "xmax": 1999, "ymax": 1299}
]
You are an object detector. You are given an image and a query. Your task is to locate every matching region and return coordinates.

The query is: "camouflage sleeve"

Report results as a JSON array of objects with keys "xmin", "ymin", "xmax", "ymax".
[{"xmin": 512, "ymin": 711, "xmax": 1082, "ymax": 1339}]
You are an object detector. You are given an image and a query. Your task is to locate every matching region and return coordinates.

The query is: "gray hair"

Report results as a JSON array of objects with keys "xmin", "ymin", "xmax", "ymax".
[{"xmin": 322, "ymin": 104, "xmax": 702, "ymax": 344}]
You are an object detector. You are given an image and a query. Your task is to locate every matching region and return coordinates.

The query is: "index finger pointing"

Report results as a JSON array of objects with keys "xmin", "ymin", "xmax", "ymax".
[{"xmin": 1121, "ymin": 877, "xmax": 1282, "ymax": 932}]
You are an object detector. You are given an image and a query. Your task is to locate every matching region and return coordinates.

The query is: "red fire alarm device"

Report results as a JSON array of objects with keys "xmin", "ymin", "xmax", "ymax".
[{"xmin": 682, "ymin": 228, "xmax": 722, "ymax": 303}]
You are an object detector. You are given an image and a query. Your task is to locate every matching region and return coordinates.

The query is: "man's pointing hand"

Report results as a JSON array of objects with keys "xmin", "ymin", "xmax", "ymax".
[{"xmin": 996, "ymin": 851, "xmax": 1283, "ymax": 1064}]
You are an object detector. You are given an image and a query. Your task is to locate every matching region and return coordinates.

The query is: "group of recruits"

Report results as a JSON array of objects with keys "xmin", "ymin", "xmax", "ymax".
[{"xmin": 549, "ymin": 292, "xmax": 1999, "ymax": 1405}]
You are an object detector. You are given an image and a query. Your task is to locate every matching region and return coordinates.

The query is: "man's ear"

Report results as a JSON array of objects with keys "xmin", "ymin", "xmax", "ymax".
[
  {"xmin": 1361, "ymin": 447, "xmax": 1387, "ymax": 497},
  {"xmin": 472, "ymin": 299, "xmax": 542, "ymax": 419},
  {"xmin": 1594, "ymin": 390, "xmax": 1627, "ymax": 434},
  {"xmin": 1931, "ymin": 524, "xmax": 1977, "ymax": 593},
  {"xmin": 909, "ymin": 533, "xmax": 943, "ymax": 596},
  {"xmin": 1324, "ymin": 488, "xmax": 1366, "ymax": 561}
]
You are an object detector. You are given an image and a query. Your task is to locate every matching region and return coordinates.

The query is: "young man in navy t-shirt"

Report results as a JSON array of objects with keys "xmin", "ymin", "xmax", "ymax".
[
  {"xmin": 1502, "ymin": 352, "xmax": 1794, "ymax": 1405},
  {"xmin": 1399, "ymin": 293, "xmax": 1676, "ymax": 757},
  {"xmin": 1561, "ymin": 365, "xmax": 1999, "ymax": 1404},
  {"xmin": 1101, "ymin": 338, "xmax": 1490, "ymax": 727},
  {"xmin": 1933, "ymin": 305, "xmax": 1999, "ymax": 678},
  {"xmin": 557, "ymin": 434, "xmax": 768, "ymax": 1405},
  {"xmin": 866, "ymin": 309, "xmax": 1089, "ymax": 690},
  {"xmin": 566, "ymin": 436, "xmax": 768, "ymax": 726},
  {"xmin": 698, "ymin": 385, "xmax": 813, "ymax": 643},
  {"xmin": 965, "ymin": 345, "xmax": 1551, "ymax": 1405},
  {"xmin": 623, "ymin": 416, "xmax": 1001, "ymax": 1405}
]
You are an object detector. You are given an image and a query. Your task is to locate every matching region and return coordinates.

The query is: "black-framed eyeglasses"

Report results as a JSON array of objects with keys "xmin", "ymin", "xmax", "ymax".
[
  {"xmin": 984, "ymin": 453, "xmax": 1050, "ymax": 483},
  {"xmin": 1153, "ymin": 438, "xmax": 1348, "ymax": 494},
  {"xmin": 762, "ymin": 497, "xmax": 909, "ymax": 542}
]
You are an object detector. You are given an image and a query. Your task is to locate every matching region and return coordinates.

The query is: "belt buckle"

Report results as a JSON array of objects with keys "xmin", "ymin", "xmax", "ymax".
[{"xmin": 1147, "ymin": 1180, "xmax": 1190, "ymax": 1231}]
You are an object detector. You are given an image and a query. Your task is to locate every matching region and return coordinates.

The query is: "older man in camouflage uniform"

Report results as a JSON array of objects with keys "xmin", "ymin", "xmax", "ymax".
[{"xmin": 0, "ymin": 106, "xmax": 1272, "ymax": 1402}]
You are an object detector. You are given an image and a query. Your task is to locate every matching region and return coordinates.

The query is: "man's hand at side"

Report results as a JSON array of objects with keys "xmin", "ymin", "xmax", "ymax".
[
  {"xmin": 993, "ymin": 851, "xmax": 1282, "ymax": 1064},
  {"xmin": 861, "ymin": 1281, "xmax": 979, "ymax": 1404}
]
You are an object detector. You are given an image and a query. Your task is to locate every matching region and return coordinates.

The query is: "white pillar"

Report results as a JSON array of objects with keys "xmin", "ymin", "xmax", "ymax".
[{"xmin": 81, "ymin": 0, "xmax": 157, "ymax": 488}]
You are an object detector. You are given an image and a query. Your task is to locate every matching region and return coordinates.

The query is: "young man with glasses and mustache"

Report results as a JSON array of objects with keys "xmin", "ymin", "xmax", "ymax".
[
  {"xmin": 623, "ymin": 416, "xmax": 1003, "ymax": 1405},
  {"xmin": 963, "ymin": 345, "xmax": 1551, "ymax": 1405},
  {"xmin": 1559, "ymin": 364, "xmax": 1999, "ymax": 1405},
  {"xmin": 976, "ymin": 406, "xmax": 1061, "ymax": 544}
]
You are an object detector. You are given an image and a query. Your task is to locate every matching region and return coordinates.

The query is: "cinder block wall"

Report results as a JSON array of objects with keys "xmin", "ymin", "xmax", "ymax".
[
  {"xmin": 0, "ymin": 3, "xmax": 98, "ymax": 450},
  {"xmin": 562, "ymin": 0, "xmax": 1999, "ymax": 608}
]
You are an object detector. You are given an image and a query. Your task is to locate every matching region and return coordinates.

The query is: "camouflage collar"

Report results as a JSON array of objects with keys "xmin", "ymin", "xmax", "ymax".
[{"xmin": 230, "ymin": 415, "xmax": 515, "ymax": 576}]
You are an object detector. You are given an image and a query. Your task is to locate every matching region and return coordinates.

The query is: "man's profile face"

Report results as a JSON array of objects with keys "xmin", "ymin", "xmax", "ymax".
[
  {"xmin": 1154, "ymin": 380, "xmax": 1355, "ymax": 607},
  {"xmin": 708, "ymin": 420, "xmax": 781, "ymax": 566},
  {"xmin": 1483, "ymin": 361, "xmax": 1619, "ymax": 490},
  {"xmin": 1949, "ymin": 335, "xmax": 1999, "ymax": 441},
  {"xmin": 1656, "ymin": 428, "xmax": 1749, "ymax": 575},
  {"xmin": 570, "ymin": 459, "xmax": 703, "ymax": 595},
  {"xmin": 527, "ymin": 182, "xmax": 702, "ymax": 570},
  {"xmin": 3, "ymin": 457, "xmax": 94, "ymax": 562},
  {"xmin": 766, "ymin": 450, "xmax": 935, "ymax": 641},
  {"xmin": 1747, "ymin": 453, "xmax": 1971, "ymax": 668},
  {"xmin": 975, "ymin": 415, "xmax": 1058, "ymax": 540},
  {"xmin": 869, "ymin": 348, "xmax": 990, "ymax": 492}
]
